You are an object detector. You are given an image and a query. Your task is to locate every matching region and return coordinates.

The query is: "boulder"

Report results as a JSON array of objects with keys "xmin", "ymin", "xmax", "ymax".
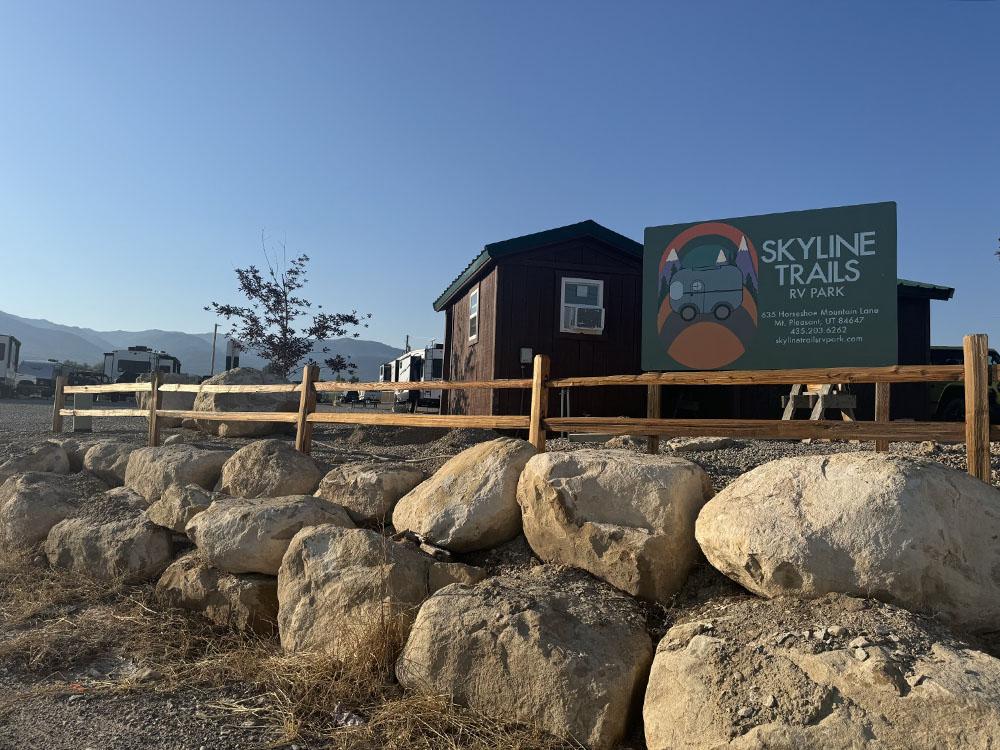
[
  {"xmin": 124, "ymin": 445, "xmax": 230, "ymax": 503},
  {"xmin": 695, "ymin": 454, "xmax": 1000, "ymax": 632},
  {"xmin": 146, "ymin": 484, "xmax": 219, "ymax": 533},
  {"xmin": 47, "ymin": 436, "xmax": 95, "ymax": 472},
  {"xmin": 44, "ymin": 514, "xmax": 173, "ymax": 582},
  {"xmin": 0, "ymin": 443, "xmax": 70, "ymax": 483},
  {"xmin": 278, "ymin": 525, "xmax": 485, "ymax": 658},
  {"xmin": 136, "ymin": 372, "xmax": 199, "ymax": 428},
  {"xmin": 397, "ymin": 566, "xmax": 653, "ymax": 750},
  {"xmin": 314, "ymin": 462, "xmax": 425, "ymax": 525},
  {"xmin": 192, "ymin": 368, "xmax": 298, "ymax": 438},
  {"xmin": 217, "ymin": 440, "xmax": 323, "ymax": 498},
  {"xmin": 643, "ymin": 594, "xmax": 1000, "ymax": 750},
  {"xmin": 187, "ymin": 495, "xmax": 354, "ymax": 575},
  {"xmin": 83, "ymin": 441, "xmax": 134, "ymax": 486},
  {"xmin": 391, "ymin": 438, "xmax": 535, "ymax": 552},
  {"xmin": 0, "ymin": 472, "xmax": 77, "ymax": 550},
  {"xmin": 664, "ymin": 436, "xmax": 733, "ymax": 453},
  {"xmin": 517, "ymin": 450, "xmax": 711, "ymax": 602},
  {"xmin": 156, "ymin": 552, "xmax": 278, "ymax": 635},
  {"xmin": 604, "ymin": 435, "xmax": 645, "ymax": 450}
]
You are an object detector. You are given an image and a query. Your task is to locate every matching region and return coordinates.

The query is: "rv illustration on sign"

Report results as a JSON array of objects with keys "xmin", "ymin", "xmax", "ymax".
[
  {"xmin": 668, "ymin": 263, "xmax": 745, "ymax": 321},
  {"xmin": 655, "ymin": 222, "xmax": 760, "ymax": 369}
]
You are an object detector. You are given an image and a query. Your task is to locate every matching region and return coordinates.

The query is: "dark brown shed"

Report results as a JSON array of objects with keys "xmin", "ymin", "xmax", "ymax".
[{"xmin": 434, "ymin": 220, "xmax": 645, "ymax": 418}]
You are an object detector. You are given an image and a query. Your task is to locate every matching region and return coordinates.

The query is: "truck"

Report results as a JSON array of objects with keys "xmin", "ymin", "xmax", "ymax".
[
  {"xmin": 0, "ymin": 335, "xmax": 21, "ymax": 398},
  {"xmin": 103, "ymin": 346, "xmax": 182, "ymax": 385},
  {"xmin": 381, "ymin": 344, "xmax": 444, "ymax": 412},
  {"xmin": 928, "ymin": 345, "xmax": 1000, "ymax": 421}
]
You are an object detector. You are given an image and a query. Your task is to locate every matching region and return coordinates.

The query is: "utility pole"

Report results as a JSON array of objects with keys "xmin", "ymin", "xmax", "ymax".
[{"xmin": 209, "ymin": 323, "xmax": 219, "ymax": 376}]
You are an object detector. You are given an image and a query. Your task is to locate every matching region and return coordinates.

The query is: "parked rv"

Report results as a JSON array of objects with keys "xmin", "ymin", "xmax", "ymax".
[
  {"xmin": 103, "ymin": 346, "xmax": 181, "ymax": 384},
  {"xmin": 382, "ymin": 344, "xmax": 444, "ymax": 412},
  {"xmin": 0, "ymin": 335, "xmax": 21, "ymax": 398},
  {"xmin": 928, "ymin": 345, "xmax": 1000, "ymax": 421}
]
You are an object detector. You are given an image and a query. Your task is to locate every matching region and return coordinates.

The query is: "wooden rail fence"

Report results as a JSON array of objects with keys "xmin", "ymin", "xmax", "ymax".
[{"xmin": 52, "ymin": 334, "xmax": 998, "ymax": 482}]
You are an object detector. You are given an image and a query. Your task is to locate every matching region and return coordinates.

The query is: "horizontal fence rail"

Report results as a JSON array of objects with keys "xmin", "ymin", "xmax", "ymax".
[{"xmin": 49, "ymin": 333, "xmax": 996, "ymax": 482}]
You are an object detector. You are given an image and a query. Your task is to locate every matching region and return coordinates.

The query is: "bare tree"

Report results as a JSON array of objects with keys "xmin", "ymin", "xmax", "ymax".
[{"xmin": 207, "ymin": 237, "xmax": 370, "ymax": 379}]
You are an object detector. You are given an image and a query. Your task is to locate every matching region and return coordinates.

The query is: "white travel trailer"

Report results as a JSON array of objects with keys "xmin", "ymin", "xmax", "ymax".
[
  {"xmin": 0, "ymin": 335, "xmax": 21, "ymax": 397},
  {"xmin": 103, "ymin": 346, "xmax": 181, "ymax": 384},
  {"xmin": 381, "ymin": 344, "xmax": 444, "ymax": 412}
]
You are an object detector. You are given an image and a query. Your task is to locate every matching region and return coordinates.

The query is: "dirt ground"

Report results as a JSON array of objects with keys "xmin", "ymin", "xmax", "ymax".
[{"xmin": 0, "ymin": 407, "xmax": 997, "ymax": 749}]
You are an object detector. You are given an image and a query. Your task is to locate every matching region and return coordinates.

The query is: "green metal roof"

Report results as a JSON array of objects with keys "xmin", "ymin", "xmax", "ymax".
[
  {"xmin": 896, "ymin": 278, "xmax": 955, "ymax": 300},
  {"xmin": 433, "ymin": 220, "xmax": 642, "ymax": 312}
]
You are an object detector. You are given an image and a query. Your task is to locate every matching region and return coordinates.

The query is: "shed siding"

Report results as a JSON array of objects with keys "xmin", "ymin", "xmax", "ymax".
[
  {"xmin": 493, "ymin": 238, "xmax": 644, "ymax": 419},
  {"xmin": 444, "ymin": 266, "xmax": 498, "ymax": 415}
]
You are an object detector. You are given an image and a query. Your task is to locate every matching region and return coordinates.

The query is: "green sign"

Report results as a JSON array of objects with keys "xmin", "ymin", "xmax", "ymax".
[{"xmin": 642, "ymin": 202, "xmax": 897, "ymax": 371}]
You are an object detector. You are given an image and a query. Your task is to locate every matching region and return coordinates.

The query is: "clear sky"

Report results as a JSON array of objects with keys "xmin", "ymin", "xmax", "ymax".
[{"xmin": 0, "ymin": 1, "xmax": 997, "ymax": 350}]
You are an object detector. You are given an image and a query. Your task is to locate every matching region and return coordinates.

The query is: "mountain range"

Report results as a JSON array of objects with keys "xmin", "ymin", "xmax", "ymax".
[{"xmin": 0, "ymin": 309, "xmax": 402, "ymax": 381}]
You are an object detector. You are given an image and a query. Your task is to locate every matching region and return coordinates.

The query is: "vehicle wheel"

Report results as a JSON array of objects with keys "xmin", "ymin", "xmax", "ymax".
[
  {"xmin": 713, "ymin": 303, "xmax": 732, "ymax": 321},
  {"xmin": 680, "ymin": 305, "xmax": 697, "ymax": 322},
  {"xmin": 940, "ymin": 398, "xmax": 964, "ymax": 422}
]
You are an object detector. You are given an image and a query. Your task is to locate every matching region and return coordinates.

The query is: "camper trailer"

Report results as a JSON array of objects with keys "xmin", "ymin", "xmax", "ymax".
[
  {"xmin": 382, "ymin": 344, "xmax": 444, "ymax": 412},
  {"xmin": 103, "ymin": 346, "xmax": 181, "ymax": 384},
  {"xmin": 0, "ymin": 335, "xmax": 21, "ymax": 397}
]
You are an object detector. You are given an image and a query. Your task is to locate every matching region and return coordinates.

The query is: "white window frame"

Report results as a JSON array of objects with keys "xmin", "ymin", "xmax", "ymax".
[
  {"xmin": 560, "ymin": 277, "xmax": 605, "ymax": 334},
  {"xmin": 468, "ymin": 285, "xmax": 480, "ymax": 342}
]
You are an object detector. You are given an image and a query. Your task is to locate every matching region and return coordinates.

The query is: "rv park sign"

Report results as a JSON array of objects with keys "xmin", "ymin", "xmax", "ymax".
[{"xmin": 641, "ymin": 202, "xmax": 898, "ymax": 371}]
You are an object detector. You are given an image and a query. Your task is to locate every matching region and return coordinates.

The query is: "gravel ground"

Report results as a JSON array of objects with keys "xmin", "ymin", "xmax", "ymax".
[{"xmin": 0, "ymin": 397, "xmax": 997, "ymax": 748}]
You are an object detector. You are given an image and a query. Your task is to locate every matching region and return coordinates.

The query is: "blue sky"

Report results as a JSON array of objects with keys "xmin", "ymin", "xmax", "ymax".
[{"xmin": 0, "ymin": 1, "xmax": 996, "ymax": 351}]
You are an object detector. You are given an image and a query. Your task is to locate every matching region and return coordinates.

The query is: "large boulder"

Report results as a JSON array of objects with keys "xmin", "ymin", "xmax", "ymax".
[
  {"xmin": 397, "ymin": 566, "xmax": 653, "ymax": 750},
  {"xmin": 391, "ymin": 438, "xmax": 535, "ymax": 552},
  {"xmin": 314, "ymin": 462, "xmax": 425, "ymax": 525},
  {"xmin": 136, "ymin": 372, "xmax": 199, "ymax": 427},
  {"xmin": 156, "ymin": 552, "xmax": 278, "ymax": 635},
  {"xmin": 146, "ymin": 484, "xmax": 219, "ymax": 533},
  {"xmin": 517, "ymin": 450, "xmax": 711, "ymax": 602},
  {"xmin": 0, "ymin": 443, "xmax": 70, "ymax": 483},
  {"xmin": 0, "ymin": 472, "xmax": 77, "ymax": 550},
  {"xmin": 82, "ymin": 441, "xmax": 134, "ymax": 486},
  {"xmin": 695, "ymin": 454, "xmax": 1000, "ymax": 632},
  {"xmin": 187, "ymin": 495, "xmax": 354, "ymax": 575},
  {"xmin": 217, "ymin": 440, "xmax": 323, "ymax": 499},
  {"xmin": 44, "ymin": 513, "xmax": 173, "ymax": 582},
  {"xmin": 278, "ymin": 525, "xmax": 484, "ymax": 658},
  {"xmin": 192, "ymin": 367, "xmax": 298, "ymax": 438},
  {"xmin": 643, "ymin": 594, "xmax": 1000, "ymax": 750},
  {"xmin": 124, "ymin": 445, "xmax": 230, "ymax": 503},
  {"xmin": 47, "ymin": 436, "xmax": 97, "ymax": 472}
]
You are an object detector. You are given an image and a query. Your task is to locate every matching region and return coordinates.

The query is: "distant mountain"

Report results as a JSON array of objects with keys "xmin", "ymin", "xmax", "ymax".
[{"xmin": 0, "ymin": 310, "xmax": 402, "ymax": 381}]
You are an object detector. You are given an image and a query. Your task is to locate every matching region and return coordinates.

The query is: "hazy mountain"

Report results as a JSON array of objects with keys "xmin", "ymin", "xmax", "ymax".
[{"xmin": 0, "ymin": 310, "xmax": 402, "ymax": 381}]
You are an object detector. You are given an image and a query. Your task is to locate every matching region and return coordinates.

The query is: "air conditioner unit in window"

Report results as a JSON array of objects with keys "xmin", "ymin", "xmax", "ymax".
[{"xmin": 563, "ymin": 304, "xmax": 605, "ymax": 333}]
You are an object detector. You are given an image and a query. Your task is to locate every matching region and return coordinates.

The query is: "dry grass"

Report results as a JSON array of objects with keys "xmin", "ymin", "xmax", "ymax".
[{"xmin": 0, "ymin": 550, "xmax": 577, "ymax": 750}]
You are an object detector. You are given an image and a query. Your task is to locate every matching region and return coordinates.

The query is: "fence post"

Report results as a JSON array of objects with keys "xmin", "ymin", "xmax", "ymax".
[
  {"xmin": 51, "ymin": 375, "xmax": 67, "ymax": 433},
  {"xmin": 295, "ymin": 364, "xmax": 319, "ymax": 454},
  {"xmin": 963, "ymin": 334, "xmax": 990, "ymax": 482},
  {"xmin": 528, "ymin": 354, "xmax": 550, "ymax": 452},
  {"xmin": 647, "ymin": 383, "xmax": 661, "ymax": 454},
  {"xmin": 874, "ymin": 382, "xmax": 890, "ymax": 453},
  {"xmin": 147, "ymin": 372, "xmax": 162, "ymax": 447}
]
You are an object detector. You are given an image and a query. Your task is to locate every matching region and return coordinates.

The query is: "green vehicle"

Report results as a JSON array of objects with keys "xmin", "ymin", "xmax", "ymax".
[{"xmin": 928, "ymin": 346, "xmax": 1000, "ymax": 421}]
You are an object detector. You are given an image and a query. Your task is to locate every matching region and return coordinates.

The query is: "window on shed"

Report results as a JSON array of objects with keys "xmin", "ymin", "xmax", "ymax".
[
  {"xmin": 560, "ymin": 278, "xmax": 605, "ymax": 334},
  {"xmin": 468, "ymin": 286, "xmax": 480, "ymax": 341}
]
